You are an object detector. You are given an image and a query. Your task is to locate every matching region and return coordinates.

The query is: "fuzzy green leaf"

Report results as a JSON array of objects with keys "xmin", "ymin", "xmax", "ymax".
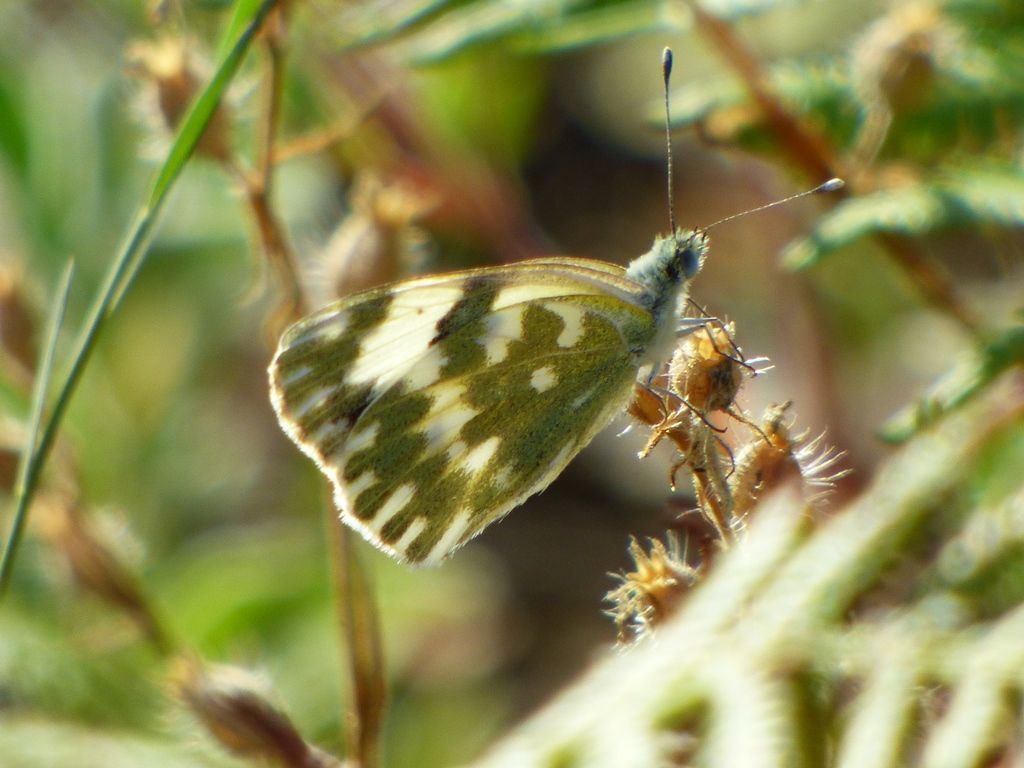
[{"xmin": 880, "ymin": 325, "xmax": 1024, "ymax": 444}]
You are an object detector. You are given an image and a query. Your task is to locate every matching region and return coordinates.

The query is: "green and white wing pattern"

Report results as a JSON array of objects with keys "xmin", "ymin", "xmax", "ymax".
[{"xmin": 269, "ymin": 261, "xmax": 659, "ymax": 565}]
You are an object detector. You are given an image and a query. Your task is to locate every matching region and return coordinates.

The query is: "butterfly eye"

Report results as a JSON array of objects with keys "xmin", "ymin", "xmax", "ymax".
[{"xmin": 679, "ymin": 242, "xmax": 701, "ymax": 279}]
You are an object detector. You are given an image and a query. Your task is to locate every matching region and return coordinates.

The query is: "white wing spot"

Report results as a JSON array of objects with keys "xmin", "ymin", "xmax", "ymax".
[
  {"xmin": 424, "ymin": 405, "xmax": 479, "ymax": 452},
  {"xmin": 463, "ymin": 436, "xmax": 501, "ymax": 472},
  {"xmin": 547, "ymin": 303, "xmax": 586, "ymax": 347},
  {"xmin": 421, "ymin": 383, "xmax": 478, "ymax": 451},
  {"xmin": 430, "ymin": 382, "xmax": 465, "ymax": 412},
  {"xmin": 404, "ymin": 348, "xmax": 447, "ymax": 390},
  {"xmin": 425, "ymin": 511, "xmax": 472, "ymax": 565},
  {"xmin": 346, "ymin": 470, "xmax": 378, "ymax": 499},
  {"xmin": 491, "ymin": 464, "xmax": 512, "ymax": 491},
  {"xmin": 494, "ymin": 283, "xmax": 579, "ymax": 310},
  {"xmin": 483, "ymin": 306, "xmax": 525, "ymax": 365},
  {"xmin": 571, "ymin": 386, "xmax": 598, "ymax": 409},
  {"xmin": 279, "ymin": 364, "xmax": 312, "ymax": 387},
  {"xmin": 309, "ymin": 421, "xmax": 349, "ymax": 462},
  {"xmin": 550, "ymin": 442, "xmax": 575, "ymax": 473},
  {"xmin": 484, "ymin": 336, "xmax": 511, "ymax": 365},
  {"xmin": 530, "ymin": 366, "xmax": 557, "ymax": 393},
  {"xmin": 289, "ymin": 311, "xmax": 349, "ymax": 346},
  {"xmin": 395, "ymin": 516, "xmax": 427, "ymax": 553},
  {"xmin": 372, "ymin": 482, "xmax": 416, "ymax": 528},
  {"xmin": 346, "ymin": 422, "xmax": 379, "ymax": 453},
  {"xmin": 446, "ymin": 440, "xmax": 468, "ymax": 462},
  {"xmin": 291, "ymin": 385, "xmax": 337, "ymax": 421},
  {"xmin": 346, "ymin": 286, "xmax": 465, "ymax": 390}
]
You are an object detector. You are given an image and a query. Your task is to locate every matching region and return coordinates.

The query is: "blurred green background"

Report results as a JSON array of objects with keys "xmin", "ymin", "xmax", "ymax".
[{"xmin": 1, "ymin": 0, "xmax": 1022, "ymax": 765}]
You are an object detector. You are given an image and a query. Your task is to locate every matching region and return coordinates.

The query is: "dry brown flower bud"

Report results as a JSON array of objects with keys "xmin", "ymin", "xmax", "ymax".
[
  {"xmin": 667, "ymin": 322, "xmax": 744, "ymax": 414},
  {"xmin": 0, "ymin": 263, "xmax": 37, "ymax": 380},
  {"xmin": 311, "ymin": 173, "xmax": 436, "ymax": 302},
  {"xmin": 173, "ymin": 659, "xmax": 343, "ymax": 768},
  {"xmin": 126, "ymin": 37, "xmax": 232, "ymax": 163},
  {"xmin": 730, "ymin": 403, "xmax": 849, "ymax": 518},
  {"xmin": 606, "ymin": 534, "xmax": 698, "ymax": 643},
  {"xmin": 34, "ymin": 493, "xmax": 173, "ymax": 653}
]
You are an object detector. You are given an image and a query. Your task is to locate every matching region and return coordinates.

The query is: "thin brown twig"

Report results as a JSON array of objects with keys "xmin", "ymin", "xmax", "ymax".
[
  {"xmin": 271, "ymin": 87, "xmax": 392, "ymax": 165},
  {"xmin": 241, "ymin": 6, "xmax": 306, "ymax": 332},
  {"xmin": 248, "ymin": 13, "xmax": 387, "ymax": 763},
  {"xmin": 685, "ymin": 0, "xmax": 838, "ymax": 182},
  {"xmin": 329, "ymin": 507, "xmax": 387, "ymax": 768}
]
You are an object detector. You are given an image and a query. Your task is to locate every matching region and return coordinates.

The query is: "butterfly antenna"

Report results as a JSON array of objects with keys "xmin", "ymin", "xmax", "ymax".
[
  {"xmin": 662, "ymin": 47, "xmax": 678, "ymax": 238},
  {"xmin": 704, "ymin": 178, "xmax": 845, "ymax": 231}
]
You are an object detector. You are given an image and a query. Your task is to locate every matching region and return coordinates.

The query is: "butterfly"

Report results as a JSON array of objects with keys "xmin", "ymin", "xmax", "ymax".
[
  {"xmin": 266, "ymin": 41, "xmax": 841, "ymax": 566},
  {"xmin": 268, "ymin": 230, "xmax": 710, "ymax": 565}
]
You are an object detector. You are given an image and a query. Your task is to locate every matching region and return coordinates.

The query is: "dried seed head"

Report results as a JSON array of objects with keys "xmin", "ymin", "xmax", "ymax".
[
  {"xmin": 125, "ymin": 37, "xmax": 232, "ymax": 163},
  {"xmin": 630, "ymin": 319, "xmax": 765, "ymax": 543},
  {"xmin": 309, "ymin": 173, "xmax": 436, "ymax": 303},
  {"xmin": 0, "ymin": 263, "xmax": 37, "ymax": 379},
  {"xmin": 172, "ymin": 659, "xmax": 343, "ymax": 768},
  {"xmin": 849, "ymin": 2, "xmax": 957, "ymax": 169},
  {"xmin": 630, "ymin": 320, "xmax": 759, "ymax": 462},
  {"xmin": 34, "ymin": 493, "xmax": 172, "ymax": 653},
  {"xmin": 729, "ymin": 403, "xmax": 801, "ymax": 518},
  {"xmin": 852, "ymin": 2, "xmax": 952, "ymax": 112},
  {"xmin": 729, "ymin": 403, "xmax": 849, "ymax": 518},
  {"xmin": 0, "ymin": 419, "xmax": 23, "ymax": 494},
  {"xmin": 606, "ymin": 534, "xmax": 698, "ymax": 643},
  {"xmin": 667, "ymin": 322, "xmax": 744, "ymax": 413}
]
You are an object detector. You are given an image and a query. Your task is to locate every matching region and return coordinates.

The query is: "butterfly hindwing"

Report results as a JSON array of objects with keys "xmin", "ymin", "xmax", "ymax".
[
  {"xmin": 340, "ymin": 296, "xmax": 654, "ymax": 563},
  {"xmin": 269, "ymin": 261, "xmax": 659, "ymax": 564}
]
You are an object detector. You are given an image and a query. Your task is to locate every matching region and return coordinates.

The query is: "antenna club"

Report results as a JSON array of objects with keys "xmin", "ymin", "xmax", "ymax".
[
  {"xmin": 816, "ymin": 178, "xmax": 845, "ymax": 193},
  {"xmin": 662, "ymin": 47, "xmax": 673, "ymax": 81}
]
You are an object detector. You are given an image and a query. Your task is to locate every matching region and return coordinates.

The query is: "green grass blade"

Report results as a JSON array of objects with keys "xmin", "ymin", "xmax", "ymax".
[
  {"xmin": 0, "ymin": 0, "xmax": 278, "ymax": 597},
  {"xmin": 216, "ymin": 0, "xmax": 265, "ymax": 60},
  {"xmin": 0, "ymin": 260, "xmax": 75, "ymax": 595},
  {"xmin": 148, "ymin": 0, "xmax": 277, "ymax": 209}
]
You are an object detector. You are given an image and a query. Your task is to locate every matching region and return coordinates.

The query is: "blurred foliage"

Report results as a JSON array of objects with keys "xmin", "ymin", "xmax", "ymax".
[
  {"xmin": 474, "ymin": 393, "xmax": 1024, "ymax": 768},
  {"xmin": 0, "ymin": 0, "xmax": 1022, "ymax": 766}
]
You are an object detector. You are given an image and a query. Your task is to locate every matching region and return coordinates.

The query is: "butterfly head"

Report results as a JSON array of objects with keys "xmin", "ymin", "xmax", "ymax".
[
  {"xmin": 625, "ymin": 228, "xmax": 709, "ymax": 308},
  {"xmin": 673, "ymin": 228, "xmax": 708, "ymax": 280}
]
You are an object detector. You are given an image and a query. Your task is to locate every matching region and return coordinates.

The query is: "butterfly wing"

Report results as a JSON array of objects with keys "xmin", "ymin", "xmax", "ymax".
[{"xmin": 269, "ymin": 260, "xmax": 657, "ymax": 564}]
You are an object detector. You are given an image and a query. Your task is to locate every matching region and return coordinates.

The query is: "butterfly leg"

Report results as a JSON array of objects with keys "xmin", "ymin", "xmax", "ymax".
[
  {"xmin": 649, "ymin": 317, "xmax": 710, "ymax": 384},
  {"xmin": 677, "ymin": 309, "xmax": 770, "ymax": 377},
  {"xmin": 675, "ymin": 316, "xmax": 710, "ymax": 337}
]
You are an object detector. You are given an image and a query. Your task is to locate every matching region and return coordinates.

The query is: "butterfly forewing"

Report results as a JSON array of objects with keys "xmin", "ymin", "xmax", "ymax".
[{"xmin": 269, "ymin": 262, "xmax": 658, "ymax": 564}]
